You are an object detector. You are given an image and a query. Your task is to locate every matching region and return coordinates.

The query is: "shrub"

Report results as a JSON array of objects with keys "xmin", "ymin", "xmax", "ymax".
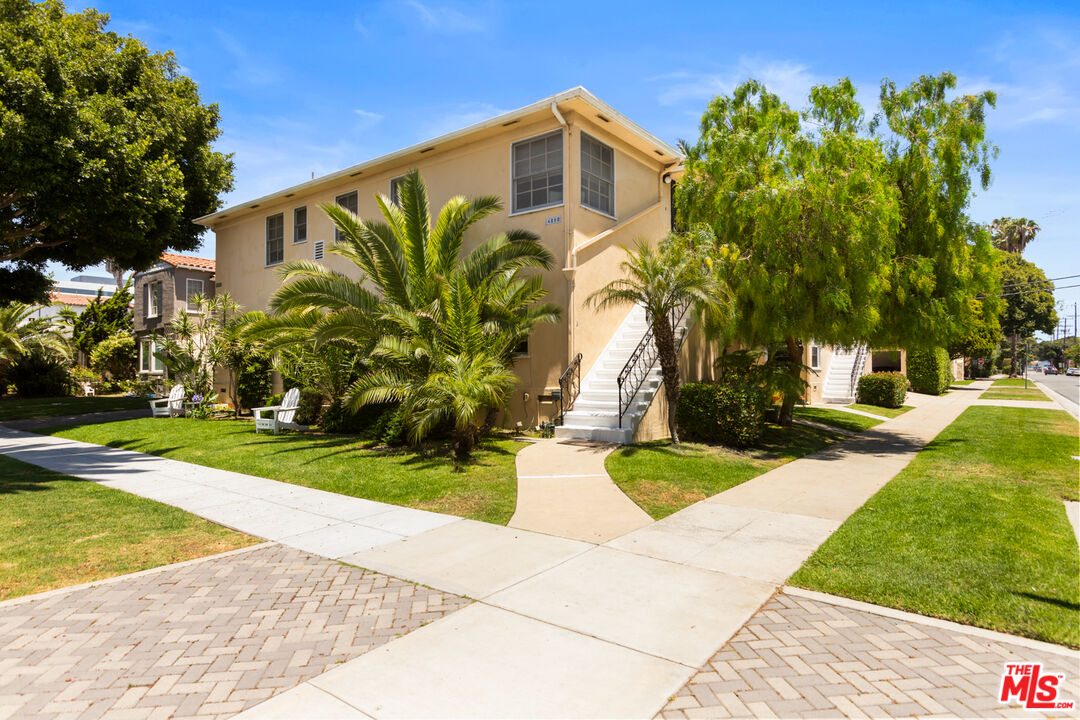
[
  {"xmin": 7, "ymin": 350, "xmax": 73, "ymax": 397},
  {"xmin": 676, "ymin": 381, "xmax": 769, "ymax": 448},
  {"xmin": 906, "ymin": 347, "xmax": 951, "ymax": 395},
  {"xmin": 236, "ymin": 353, "xmax": 272, "ymax": 413},
  {"xmin": 856, "ymin": 372, "xmax": 907, "ymax": 408},
  {"xmin": 89, "ymin": 332, "xmax": 136, "ymax": 384},
  {"xmin": 295, "ymin": 389, "xmax": 323, "ymax": 426},
  {"xmin": 319, "ymin": 400, "xmax": 408, "ymax": 444}
]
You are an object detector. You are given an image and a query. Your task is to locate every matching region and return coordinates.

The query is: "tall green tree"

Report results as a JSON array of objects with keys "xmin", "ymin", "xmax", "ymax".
[
  {"xmin": 997, "ymin": 253, "xmax": 1057, "ymax": 376},
  {"xmin": 586, "ymin": 236, "xmax": 722, "ymax": 444},
  {"xmin": 678, "ymin": 78, "xmax": 898, "ymax": 424},
  {"xmin": 0, "ymin": 0, "xmax": 233, "ymax": 302},
  {"xmin": 70, "ymin": 279, "xmax": 133, "ymax": 356},
  {"xmin": 870, "ymin": 72, "xmax": 999, "ymax": 351},
  {"xmin": 989, "ymin": 217, "xmax": 1041, "ymax": 255},
  {"xmin": 265, "ymin": 171, "xmax": 559, "ymax": 458}
]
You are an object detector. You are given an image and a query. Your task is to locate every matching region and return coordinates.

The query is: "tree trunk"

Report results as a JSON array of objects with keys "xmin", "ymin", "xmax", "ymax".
[
  {"xmin": 653, "ymin": 313, "xmax": 681, "ymax": 445},
  {"xmin": 453, "ymin": 429, "xmax": 474, "ymax": 463},
  {"xmin": 778, "ymin": 335, "xmax": 803, "ymax": 427}
]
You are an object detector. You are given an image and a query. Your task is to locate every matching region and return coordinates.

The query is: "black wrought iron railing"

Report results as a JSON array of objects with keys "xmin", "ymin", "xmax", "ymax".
[
  {"xmin": 848, "ymin": 344, "xmax": 867, "ymax": 398},
  {"xmin": 616, "ymin": 304, "xmax": 691, "ymax": 428},
  {"xmin": 556, "ymin": 353, "xmax": 582, "ymax": 425}
]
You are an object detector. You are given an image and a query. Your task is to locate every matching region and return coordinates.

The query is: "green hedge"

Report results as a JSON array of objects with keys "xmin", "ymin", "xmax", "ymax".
[
  {"xmin": 6, "ymin": 350, "xmax": 73, "ymax": 397},
  {"xmin": 265, "ymin": 388, "xmax": 323, "ymax": 426},
  {"xmin": 856, "ymin": 372, "xmax": 907, "ymax": 408},
  {"xmin": 676, "ymin": 381, "xmax": 769, "ymax": 447},
  {"xmin": 907, "ymin": 347, "xmax": 951, "ymax": 395}
]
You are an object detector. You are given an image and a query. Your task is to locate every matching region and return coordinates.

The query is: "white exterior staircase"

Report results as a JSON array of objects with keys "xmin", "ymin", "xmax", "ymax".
[
  {"xmin": 555, "ymin": 305, "xmax": 690, "ymax": 444},
  {"xmin": 820, "ymin": 345, "xmax": 866, "ymax": 404}
]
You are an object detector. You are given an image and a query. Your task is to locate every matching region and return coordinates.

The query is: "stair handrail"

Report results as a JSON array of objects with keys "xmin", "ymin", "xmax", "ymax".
[
  {"xmin": 556, "ymin": 353, "xmax": 583, "ymax": 425},
  {"xmin": 616, "ymin": 303, "xmax": 691, "ymax": 428},
  {"xmin": 848, "ymin": 344, "xmax": 867, "ymax": 399}
]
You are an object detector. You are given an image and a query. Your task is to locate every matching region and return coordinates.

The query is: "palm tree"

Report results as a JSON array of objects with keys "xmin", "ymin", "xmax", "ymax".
[
  {"xmin": 586, "ymin": 236, "xmax": 724, "ymax": 445},
  {"xmin": 0, "ymin": 303, "xmax": 69, "ymax": 368},
  {"xmin": 265, "ymin": 170, "xmax": 560, "ymax": 457},
  {"xmin": 990, "ymin": 217, "xmax": 1041, "ymax": 254}
]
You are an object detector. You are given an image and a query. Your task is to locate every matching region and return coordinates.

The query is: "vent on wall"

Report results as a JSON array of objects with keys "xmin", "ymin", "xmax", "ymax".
[{"xmin": 313, "ymin": 239, "xmax": 325, "ymax": 261}]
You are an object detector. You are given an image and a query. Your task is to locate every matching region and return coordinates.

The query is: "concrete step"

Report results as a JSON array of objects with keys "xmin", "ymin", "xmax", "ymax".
[{"xmin": 555, "ymin": 424, "xmax": 635, "ymax": 443}]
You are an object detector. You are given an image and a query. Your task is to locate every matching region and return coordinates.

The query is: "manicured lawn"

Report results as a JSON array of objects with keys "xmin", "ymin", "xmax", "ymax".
[
  {"xmin": 992, "ymin": 378, "xmax": 1037, "ymax": 387},
  {"xmin": 0, "ymin": 395, "xmax": 147, "ymax": 422},
  {"xmin": 794, "ymin": 406, "xmax": 882, "ymax": 432},
  {"xmin": 980, "ymin": 388, "xmax": 1050, "ymax": 401},
  {"xmin": 50, "ymin": 418, "xmax": 522, "ymax": 525},
  {"xmin": 0, "ymin": 454, "xmax": 257, "ymax": 601},
  {"xmin": 846, "ymin": 403, "xmax": 914, "ymax": 419},
  {"xmin": 607, "ymin": 423, "xmax": 844, "ymax": 520},
  {"xmin": 790, "ymin": 406, "xmax": 1080, "ymax": 648}
]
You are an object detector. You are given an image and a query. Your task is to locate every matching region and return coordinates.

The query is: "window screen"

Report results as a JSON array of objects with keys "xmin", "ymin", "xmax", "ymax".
[
  {"xmin": 186, "ymin": 279, "xmax": 203, "ymax": 312},
  {"xmin": 266, "ymin": 213, "xmax": 284, "ymax": 265},
  {"xmin": 580, "ymin": 133, "xmax": 614, "ymax": 216},
  {"xmin": 335, "ymin": 191, "xmax": 358, "ymax": 242},
  {"xmin": 389, "ymin": 177, "xmax": 403, "ymax": 206},
  {"xmin": 512, "ymin": 131, "xmax": 563, "ymax": 213},
  {"xmin": 293, "ymin": 206, "xmax": 307, "ymax": 243}
]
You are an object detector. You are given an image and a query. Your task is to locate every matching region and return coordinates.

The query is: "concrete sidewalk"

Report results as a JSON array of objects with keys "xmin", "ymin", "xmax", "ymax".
[{"xmin": 237, "ymin": 382, "xmax": 1003, "ymax": 718}]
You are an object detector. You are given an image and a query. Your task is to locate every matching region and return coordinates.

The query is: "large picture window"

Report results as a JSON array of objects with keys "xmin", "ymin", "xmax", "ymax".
[
  {"xmin": 335, "ymin": 191, "xmax": 358, "ymax": 243},
  {"xmin": 266, "ymin": 213, "xmax": 284, "ymax": 266},
  {"xmin": 511, "ymin": 131, "xmax": 563, "ymax": 214},
  {"xmin": 580, "ymin": 133, "xmax": 614, "ymax": 216}
]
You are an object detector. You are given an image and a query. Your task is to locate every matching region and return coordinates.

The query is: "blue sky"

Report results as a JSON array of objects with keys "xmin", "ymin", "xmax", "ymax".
[{"xmin": 64, "ymin": 0, "xmax": 1080, "ymax": 334}]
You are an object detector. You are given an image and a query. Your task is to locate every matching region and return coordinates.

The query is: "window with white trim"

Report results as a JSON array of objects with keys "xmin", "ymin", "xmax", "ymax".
[
  {"xmin": 580, "ymin": 133, "xmax": 614, "ymax": 216},
  {"xmin": 810, "ymin": 345, "xmax": 821, "ymax": 370},
  {"xmin": 140, "ymin": 338, "xmax": 164, "ymax": 373},
  {"xmin": 335, "ymin": 191, "xmax": 358, "ymax": 243},
  {"xmin": 511, "ymin": 131, "xmax": 563, "ymax": 214},
  {"xmin": 389, "ymin": 177, "xmax": 404, "ymax": 206},
  {"xmin": 266, "ymin": 213, "xmax": 284, "ymax": 266},
  {"xmin": 144, "ymin": 281, "xmax": 161, "ymax": 318},
  {"xmin": 293, "ymin": 206, "xmax": 307, "ymax": 243},
  {"xmin": 186, "ymin": 278, "xmax": 204, "ymax": 312}
]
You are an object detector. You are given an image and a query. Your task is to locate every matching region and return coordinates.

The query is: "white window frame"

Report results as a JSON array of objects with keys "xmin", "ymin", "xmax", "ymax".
[
  {"xmin": 389, "ymin": 176, "xmax": 404, "ymax": 206},
  {"xmin": 579, "ymin": 131, "xmax": 616, "ymax": 219},
  {"xmin": 186, "ymin": 278, "xmax": 204, "ymax": 313},
  {"xmin": 335, "ymin": 191, "xmax": 358, "ymax": 243},
  {"xmin": 293, "ymin": 206, "xmax": 307, "ymax": 243},
  {"xmin": 509, "ymin": 129, "xmax": 564, "ymax": 216},
  {"xmin": 144, "ymin": 281, "xmax": 161, "ymax": 319},
  {"xmin": 140, "ymin": 338, "xmax": 164, "ymax": 374},
  {"xmin": 810, "ymin": 345, "xmax": 821, "ymax": 370},
  {"xmin": 266, "ymin": 213, "xmax": 284, "ymax": 266}
]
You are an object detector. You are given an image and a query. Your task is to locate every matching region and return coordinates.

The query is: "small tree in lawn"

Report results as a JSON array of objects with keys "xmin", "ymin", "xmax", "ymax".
[
  {"xmin": 997, "ymin": 253, "xmax": 1057, "ymax": 376},
  {"xmin": 71, "ymin": 279, "xmax": 133, "ymax": 358},
  {"xmin": 679, "ymin": 78, "xmax": 898, "ymax": 425},
  {"xmin": 586, "ymin": 236, "xmax": 722, "ymax": 444}
]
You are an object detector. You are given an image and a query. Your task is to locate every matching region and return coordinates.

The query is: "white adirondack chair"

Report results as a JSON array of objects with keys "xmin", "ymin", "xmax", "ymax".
[
  {"xmin": 149, "ymin": 384, "xmax": 185, "ymax": 418},
  {"xmin": 252, "ymin": 387, "xmax": 304, "ymax": 435}
]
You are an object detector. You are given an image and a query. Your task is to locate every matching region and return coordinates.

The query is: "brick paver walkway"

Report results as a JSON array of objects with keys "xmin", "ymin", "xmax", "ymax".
[
  {"xmin": 659, "ymin": 591, "xmax": 1079, "ymax": 719},
  {"xmin": 0, "ymin": 543, "xmax": 469, "ymax": 720}
]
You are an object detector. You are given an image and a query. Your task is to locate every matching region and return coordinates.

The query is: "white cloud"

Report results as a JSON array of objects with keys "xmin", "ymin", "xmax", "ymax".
[
  {"xmin": 353, "ymin": 109, "xmax": 384, "ymax": 131},
  {"xmin": 655, "ymin": 57, "xmax": 825, "ymax": 108},
  {"xmin": 417, "ymin": 102, "xmax": 507, "ymax": 139},
  {"xmin": 400, "ymin": 0, "xmax": 487, "ymax": 33}
]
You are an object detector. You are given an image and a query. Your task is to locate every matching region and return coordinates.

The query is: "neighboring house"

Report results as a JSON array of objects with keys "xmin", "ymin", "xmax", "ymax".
[
  {"xmin": 30, "ymin": 275, "xmax": 117, "ymax": 320},
  {"xmin": 801, "ymin": 345, "xmax": 908, "ymax": 405},
  {"xmin": 132, "ymin": 253, "xmax": 216, "ymax": 378}
]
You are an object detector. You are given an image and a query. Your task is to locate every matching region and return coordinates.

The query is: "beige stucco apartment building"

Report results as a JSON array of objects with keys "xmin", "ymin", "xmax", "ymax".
[{"xmin": 196, "ymin": 87, "xmax": 926, "ymax": 441}]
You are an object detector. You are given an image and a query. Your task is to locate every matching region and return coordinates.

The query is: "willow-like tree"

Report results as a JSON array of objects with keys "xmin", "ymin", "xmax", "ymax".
[
  {"xmin": 870, "ymin": 73, "xmax": 1000, "ymax": 351},
  {"xmin": 679, "ymin": 79, "xmax": 898, "ymax": 424}
]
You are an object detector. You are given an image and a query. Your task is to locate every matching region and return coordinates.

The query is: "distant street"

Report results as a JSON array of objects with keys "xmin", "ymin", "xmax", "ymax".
[{"xmin": 1036, "ymin": 373, "xmax": 1080, "ymax": 408}]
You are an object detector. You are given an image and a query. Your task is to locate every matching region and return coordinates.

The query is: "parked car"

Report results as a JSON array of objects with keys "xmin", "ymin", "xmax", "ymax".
[
  {"xmin": 1066, "ymin": 367, "xmax": 1080, "ymax": 377},
  {"xmin": 1043, "ymin": 366, "xmax": 1059, "ymax": 375}
]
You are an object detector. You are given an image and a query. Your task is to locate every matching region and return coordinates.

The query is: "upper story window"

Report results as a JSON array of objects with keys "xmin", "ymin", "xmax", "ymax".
[
  {"xmin": 293, "ymin": 206, "xmax": 307, "ymax": 243},
  {"xmin": 810, "ymin": 344, "xmax": 821, "ymax": 370},
  {"xmin": 186, "ymin": 278, "xmax": 204, "ymax": 312},
  {"xmin": 580, "ymin": 133, "xmax": 615, "ymax": 217},
  {"xmin": 266, "ymin": 213, "xmax": 284, "ymax": 266},
  {"xmin": 144, "ymin": 280, "xmax": 161, "ymax": 318},
  {"xmin": 389, "ymin": 177, "xmax": 404, "ymax": 206},
  {"xmin": 335, "ymin": 191, "xmax": 358, "ymax": 243},
  {"xmin": 511, "ymin": 130, "xmax": 563, "ymax": 214}
]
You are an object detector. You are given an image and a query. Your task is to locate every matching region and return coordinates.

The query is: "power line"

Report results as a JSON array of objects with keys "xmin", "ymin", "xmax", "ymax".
[
  {"xmin": 994, "ymin": 282, "xmax": 1080, "ymax": 299},
  {"xmin": 997, "ymin": 273, "xmax": 1080, "ymax": 289}
]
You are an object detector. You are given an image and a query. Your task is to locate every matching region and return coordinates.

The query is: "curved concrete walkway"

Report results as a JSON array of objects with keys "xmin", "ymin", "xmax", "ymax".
[{"xmin": 509, "ymin": 438, "xmax": 652, "ymax": 543}]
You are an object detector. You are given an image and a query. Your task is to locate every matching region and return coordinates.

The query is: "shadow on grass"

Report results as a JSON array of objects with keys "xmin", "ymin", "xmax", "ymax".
[{"xmin": 1013, "ymin": 591, "xmax": 1080, "ymax": 613}]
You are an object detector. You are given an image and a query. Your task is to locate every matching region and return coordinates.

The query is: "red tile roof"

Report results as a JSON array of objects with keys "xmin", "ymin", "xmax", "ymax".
[
  {"xmin": 160, "ymin": 253, "xmax": 215, "ymax": 271},
  {"xmin": 49, "ymin": 292, "xmax": 96, "ymax": 307}
]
